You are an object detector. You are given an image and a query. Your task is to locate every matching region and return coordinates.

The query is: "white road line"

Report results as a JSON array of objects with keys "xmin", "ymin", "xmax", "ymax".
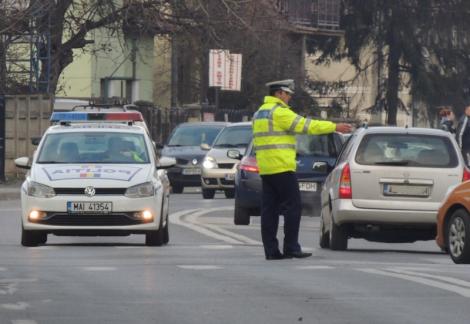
[
  {"xmin": 199, "ymin": 245, "xmax": 234, "ymax": 250},
  {"xmin": 26, "ymin": 246, "xmax": 57, "ymax": 250},
  {"xmin": 177, "ymin": 265, "xmax": 222, "ymax": 270},
  {"xmin": 358, "ymin": 268, "xmax": 470, "ymax": 298},
  {"xmin": 295, "ymin": 265, "xmax": 335, "ymax": 270},
  {"xmin": 186, "ymin": 207, "xmax": 261, "ymax": 245},
  {"xmin": 1, "ymin": 302, "xmax": 30, "ymax": 310},
  {"xmin": 387, "ymin": 268, "xmax": 470, "ymax": 288},
  {"xmin": 169, "ymin": 209, "xmax": 244, "ymax": 244},
  {"xmin": 0, "ymin": 267, "xmax": 6, "ymax": 271},
  {"xmin": 81, "ymin": 267, "xmax": 116, "ymax": 271},
  {"xmin": 12, "ymin": 320, "xmax": 38, "ymax": 324},
  {"xmin": 170, "ymin": 208, "xmax": 262, "ymax": 245}
]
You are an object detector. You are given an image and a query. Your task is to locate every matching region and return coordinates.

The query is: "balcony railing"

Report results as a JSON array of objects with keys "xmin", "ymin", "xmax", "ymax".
[{"xmin": 277, "ymin": 0, "xmax": 340, "ymax": 30}]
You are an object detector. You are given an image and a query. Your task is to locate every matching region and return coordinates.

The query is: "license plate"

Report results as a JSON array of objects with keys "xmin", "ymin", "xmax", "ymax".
[
  {"xmin": 67, "ymin": 202, "xmax": 112, "ymax": 214},
  {"xmin": 224, "ymin": 173, "xmax": 235, "ymax": 181},
  {"xmin": 383, "ymin": 184, "xmax": 430, "ymax": 197},
  {"xmin": 299, "ymin": 182, "xmax": 317, "ymax": 192},
  {"xmin": 182, "ymin": 168, "xmax": 201, "ymax": 175}
]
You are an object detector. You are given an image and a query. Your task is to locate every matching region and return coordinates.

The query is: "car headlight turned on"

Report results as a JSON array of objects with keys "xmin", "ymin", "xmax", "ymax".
[
  {"xmin": 203, "ymin": 156, "xmax": 217, "ymax": 169},
  {"xmin": 27, "ymin": 181, "xmax": 55, "ymax": 198},
  {"xmin": 125, "ymin": 182, "xmax": 155, "ymax": 198}
]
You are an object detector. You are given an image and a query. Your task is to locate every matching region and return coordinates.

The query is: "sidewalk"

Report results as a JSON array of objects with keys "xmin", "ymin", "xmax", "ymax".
[{"xmin": 0, "ymin": 179, "xmax": 22, "ymax": 200}]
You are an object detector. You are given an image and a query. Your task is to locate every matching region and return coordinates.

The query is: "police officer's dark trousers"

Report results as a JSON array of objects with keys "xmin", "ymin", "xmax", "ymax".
[{"xmin": 260, "ymin": 171, "xmax": 301, "ymax": 257}]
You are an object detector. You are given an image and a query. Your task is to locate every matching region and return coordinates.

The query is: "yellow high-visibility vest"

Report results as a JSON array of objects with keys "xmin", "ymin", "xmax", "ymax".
[{"xmin": 252, "ymin": 96, "xmax": 336, "ymax": 175}]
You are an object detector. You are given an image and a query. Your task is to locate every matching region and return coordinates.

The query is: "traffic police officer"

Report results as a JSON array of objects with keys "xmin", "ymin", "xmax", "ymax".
[{"xmin": 252, "ymin": 79, "xmax": 352, "ymax": 260}]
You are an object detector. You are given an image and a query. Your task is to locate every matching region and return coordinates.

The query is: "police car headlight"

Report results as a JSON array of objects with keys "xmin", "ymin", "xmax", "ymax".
[
  {"xmin": 203, "ymin": 156, "xmax": 217, "ymax": 169},
  {"xmin": 125, "ymin": 182, "xmax": 155, "ymax": 198},
  {"xmin": 27, "ymin": 181, "xmax": 55, "ymax": 198}
]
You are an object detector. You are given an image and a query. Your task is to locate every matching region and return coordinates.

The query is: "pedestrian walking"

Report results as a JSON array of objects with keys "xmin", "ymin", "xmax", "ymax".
[
  {"xmin": 456, "ymin": 103, "xmax": 470, "ymax": 166},
  {"xmin": 252, "ymin": 79, "xmax": 352, "ymax": 260}
]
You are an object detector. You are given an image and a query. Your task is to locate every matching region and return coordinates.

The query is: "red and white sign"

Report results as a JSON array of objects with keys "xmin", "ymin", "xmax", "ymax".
[{"xmin": 209, "ymin": 49, "xmax": 242, "ymax": 91}]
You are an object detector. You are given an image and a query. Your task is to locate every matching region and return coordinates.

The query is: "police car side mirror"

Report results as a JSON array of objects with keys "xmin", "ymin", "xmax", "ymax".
[
  {"xmin": 15, "ymin": 157, "xmax": 31, "ymax": 169},
  {"xmin": 31, "ymin": 137, "xmax": 41, "ymax": 146},
  {"xmin": 227, "ymin": 149, "xmax": 242, "ymax": 160},
  {"xmin": 200, "ymin": 143, "xmax": 211, "ymax": 151},
  {"xmin": 157, "ymin": 156, "xmax": 176, "ymax": 169}
]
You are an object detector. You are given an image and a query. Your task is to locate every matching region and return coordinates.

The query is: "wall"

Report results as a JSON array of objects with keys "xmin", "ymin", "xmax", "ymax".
[{"xmin": 5, "ymin": 95, "xmax": 52, "ymax": 178}]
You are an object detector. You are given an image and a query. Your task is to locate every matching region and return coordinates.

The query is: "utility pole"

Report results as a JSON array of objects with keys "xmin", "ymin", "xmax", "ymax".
[{"xmin": 0, "ymin": 34, "xmax": 6, "ymax": 182}]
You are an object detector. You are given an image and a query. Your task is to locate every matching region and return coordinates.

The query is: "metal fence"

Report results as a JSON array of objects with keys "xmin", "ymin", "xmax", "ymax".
[{"xmin": 131, "ymin": 104, "xmax": 253, "ymax": 144}]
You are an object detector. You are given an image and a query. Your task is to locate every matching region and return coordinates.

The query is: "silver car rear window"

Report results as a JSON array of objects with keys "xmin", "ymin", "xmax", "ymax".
[{"xmin": 355, "ymin": 134, "xmax": 459, "ymax": 167}]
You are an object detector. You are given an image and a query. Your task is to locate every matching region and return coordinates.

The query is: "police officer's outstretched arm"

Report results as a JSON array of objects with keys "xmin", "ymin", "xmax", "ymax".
[{"xmin": 275, "ymin": 109, "xmax": 352, "ymax": 135}]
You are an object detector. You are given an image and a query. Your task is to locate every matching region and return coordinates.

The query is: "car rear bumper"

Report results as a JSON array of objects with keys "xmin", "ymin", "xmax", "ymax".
[{"xmin": 333, "ymin": 199, "xmax": 437, "ymax": 225}]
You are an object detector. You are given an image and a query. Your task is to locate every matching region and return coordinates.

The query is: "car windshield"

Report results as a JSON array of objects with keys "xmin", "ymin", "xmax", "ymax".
[
  {"xmin": 37, "ymin": 132, "xmax": 150, "ymax": 164},
  {"xmin": 213, "ymin": 126, "xmax": 252, "ymax": 148},
  {"xmin": 296, "ymin": 134, "xmax": 336, "ymax": 157},
  {"xmin": 355, "ymin": 134, "xmax": 458, "ymax": 167},
  {"xmin": 167, "ymin": 125, "xmax": 224, "ymax": 146}
]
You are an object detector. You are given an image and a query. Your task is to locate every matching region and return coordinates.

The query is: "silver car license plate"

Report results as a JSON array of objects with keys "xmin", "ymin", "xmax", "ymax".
[
  {"xmin": 383, "ymin": 184, "xmax": 430, "ymax": 197},
  {"xmin": 67, "ymin": 202, "xmax": 112, "ymax": 213},
  {"xmin": 182, "ymin": 168, "xmax": 201, "ymax": 175},
  {"xmin": 299, "ymin": 182, "xmax": 317, "ymax": 192}
]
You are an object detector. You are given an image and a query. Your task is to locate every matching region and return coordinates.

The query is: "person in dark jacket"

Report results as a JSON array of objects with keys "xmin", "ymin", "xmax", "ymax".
[
  {"xmin": 456, "ymin": 104, "xmax": 470, "ymax": 166},
  {"xmin": 438, "ymin": 106, "xmax": 456, "ymax": 133}
]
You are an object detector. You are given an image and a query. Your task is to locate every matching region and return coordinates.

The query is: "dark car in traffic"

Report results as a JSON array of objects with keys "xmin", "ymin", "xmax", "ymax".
[
  {"xmin": 231, "ymin": 132, "xmax": 344, "ymax": 225},
  {"xmin": 161, "ymin": 122, "xmax": 228, "ymax": 193}
]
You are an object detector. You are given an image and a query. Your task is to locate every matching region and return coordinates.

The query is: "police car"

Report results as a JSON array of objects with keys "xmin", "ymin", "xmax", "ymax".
[{"xmin": 15, "ymin": 112, "xmax": 176, "ymax": 246}]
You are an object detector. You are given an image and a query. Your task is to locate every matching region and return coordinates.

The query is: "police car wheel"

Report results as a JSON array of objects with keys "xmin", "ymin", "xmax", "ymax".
[
  {"xmin": 21, "ymin": 227, "xmax": 46, "ymax": 247},
  {"xmin": 145, "ymin": 229, "xmax": 164, "ymax": 246}
]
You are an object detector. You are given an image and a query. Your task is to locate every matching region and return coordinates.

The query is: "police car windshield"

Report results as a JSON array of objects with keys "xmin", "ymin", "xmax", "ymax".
[
  {"xmin": 213, "ymin": 126, "xmax": 252, "ymax": 148},
  {"xmin": 167, "ymin": 126, "xmax": 224, "ymax": 147},
  {"xmin": 37, "ymin": 132, "xmax": 150, "ymax": 164}
]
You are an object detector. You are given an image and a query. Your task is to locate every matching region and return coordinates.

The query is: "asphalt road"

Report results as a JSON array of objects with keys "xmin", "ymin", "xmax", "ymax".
[{"xmin": 1, "ymin": 189, "xmax": 470, "ymax": 324}]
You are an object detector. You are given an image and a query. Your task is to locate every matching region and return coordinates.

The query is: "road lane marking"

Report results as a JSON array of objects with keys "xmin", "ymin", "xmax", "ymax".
[
  {"xmin": 296, "ymin": 266, "xmax": 334, "ymax": 270},
  {"xmin": 199, "ymin": 245, "xmax": 233, "ymax": 250},
  {"xmin": 186, "ymin": 207, "xmax": 261, "ymax": 245},
  {"xmin": 1, "ymin": 302, "xmax": 30, "ymax": 310},
  {"xmin": 0, "ymin": 267, "xmax": 6, "ymax": 271},
  {"xmin": 0, "ymin": 279, "xmax": 37, "ymax": 295},
  {"xmin": 358, "ymin": 268, "xmax": 470, "ymax": 298},
  {"xmin": 12, "ymin": 320, "xmax": 38, "ymax": 324},
  {"xmin": 170, "ymin": 209, "xmax": 244, "ymax": 244},
  {"xmin": 177, "ymin": 265, "xmax": 222, "ymax": 270},
  {"xmin": 387, "ymin": 268, "xmax": 470, "ymax": 288},
  {"xmin": 81, "ymin": 267, "xmax": 116, "ymax": 271}
]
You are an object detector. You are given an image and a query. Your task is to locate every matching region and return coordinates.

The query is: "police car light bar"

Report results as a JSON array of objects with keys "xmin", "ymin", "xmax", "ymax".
[{"xmin": 50, "ymin": 112, "xmax": 144, "ymax": 123}]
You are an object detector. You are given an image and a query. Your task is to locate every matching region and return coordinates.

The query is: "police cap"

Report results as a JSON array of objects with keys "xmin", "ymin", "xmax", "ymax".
[{"xmin": 266, "ymin": 79, "xmax": 295, "ymax": 94}]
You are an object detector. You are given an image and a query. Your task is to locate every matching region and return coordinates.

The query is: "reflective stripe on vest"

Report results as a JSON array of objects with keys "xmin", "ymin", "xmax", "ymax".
[
  {"xmin": 289, "ymin": 115, "xmax": 302, "ymax": 132},
  {"xmin": 253, "ymin": 104, "xmax": 293, "ymax": 138},
  {"xmin": 303, "ymin": 118, "xmax": 312, "ymax": 133},
  {"xmin": 254, "ymin": 143, "xmax": 296, "ymax": 151}
]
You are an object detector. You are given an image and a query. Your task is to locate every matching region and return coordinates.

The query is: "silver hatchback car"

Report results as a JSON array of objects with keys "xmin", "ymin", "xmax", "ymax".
[{"xmin": 320, "ymin": 126, "xmax": 469, "ymax": 250}]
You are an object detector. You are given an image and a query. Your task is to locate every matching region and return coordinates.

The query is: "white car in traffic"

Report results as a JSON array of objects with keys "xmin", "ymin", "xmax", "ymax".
[{"xmin": 15, "ymin": 112, "xmax": 175, "ymax": 246}]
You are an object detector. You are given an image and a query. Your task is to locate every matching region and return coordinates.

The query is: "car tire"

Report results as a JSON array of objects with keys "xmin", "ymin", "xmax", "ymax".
[
  {"xmin": 234, "ymin": 201, "xmax": 250, "ymax": 225},
  {"xmin": 329, "ymin": 219, "xmax": 348, "ymax": 251},
  {"xmin": 319, "ymin": 213, "xmax": 330, "ymax": 249},
  {"xmin": 224, "ymin": 189, "xmax": 235, "ymax": 199},
  {"xmin": 21, "ymin": 227, "xmax": 45, "ymax": 247},
  {"xmin": 447, "ymin": 209, "xmax": 470, "ymax": 264},
  {"xmin": 202, "ymin": 189, "xmax": 215, "ymax": 199},
  {"xmin": 163, "ymin": 218, "xmax": 169, "ymax": 245},
  {"xmin": 171, "ymin": 185, "xmax": 183, "ymax": 194}
]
